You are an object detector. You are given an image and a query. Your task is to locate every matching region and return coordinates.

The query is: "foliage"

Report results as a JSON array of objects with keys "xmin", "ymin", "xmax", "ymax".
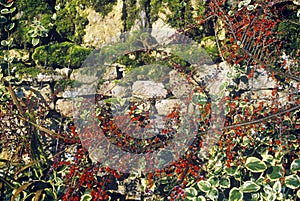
[
  {"xmin": 0, "ymin": 0, "xmax": 16, "ymax": 47},
  {"xmin": 28, "ymin": 17, "xmax": 49, "ymax": 46},
  {"xmin": 54, "ymin": 0, "xmax": 89, "ymax": 44},
  {"xmin": 32, "ymin": 42, "xmax": 92, "ymax": 69},
  {"xmin": 0, "ymin": 0, "xmax": 300, "ymax": 201}
]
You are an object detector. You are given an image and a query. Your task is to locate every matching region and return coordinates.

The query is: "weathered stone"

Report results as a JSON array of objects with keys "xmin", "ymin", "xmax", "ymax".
[
  {"xmin": 97, "ymin": 81, "xmax": 116, "ymax": 96},
  {"xmin": 132, "ymin": 81, "xmax": 167, "ymax": 99},
  {"xmin": 39, "ymin": 85, "xmax": 52, "ymax": 103},
  {"xmin": 56, "ymin": 99, "xmax": 73, "ymax": 117},
  {"xmin": 5, "ymin": 49, "xmax": 30, "ymax": 62},
  {"xmin": 111, "ymin": 85, "xmax": 131, "ymax": 98},
  {"xmin": 62, "ymin": 90, "xmax": 79, "ymax": 99},
  {"xmin": 55, "ymin": 67, "xmax": 72, "ymax": 77},
  {"xmin": 168, "ymin": 70, "xmax": 192, "ymax": 98},
  {"xmin": 155, "ymin": 99, "xmax": 183, "ymax": 116},
  {"xmin": 37, "ymin": 73, "xmax": 63, "ymax": 82},
  {"xmin": 83, "ymin": 0, "xmax": 123, "ymax": 47}
]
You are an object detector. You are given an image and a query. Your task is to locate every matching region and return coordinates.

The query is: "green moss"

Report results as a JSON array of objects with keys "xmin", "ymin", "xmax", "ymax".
[
  {"xmin": 149, "ymin": 0, "xmax": 163, "ymax": 23},
  {"xmin": 32, "ymin": 42, "xmax": 92, "ymax": 69},
  {"xmin": 166, "ymin": 0, "xmax": 194, "ymax": 28},
  {"xmin": 17, "ymin": 66, "xmax": 42, "ymax": 78},
  {"xmin": 122, "ymin": 0, "xmax": 139, "ymax": 31},
  {"xmin": 200, "ymin": 36, "xmax": 219, "ymax": 62},
  {"xmin": 55, "ymin": 1, "xmax": 88, "ymax": 44},
  {"xmin": 15, "ymin": 0, "xmax": 53, "ymax": 21}
]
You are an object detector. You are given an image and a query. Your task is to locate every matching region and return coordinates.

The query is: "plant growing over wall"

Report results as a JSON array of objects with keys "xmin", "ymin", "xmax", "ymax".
[
  {"xmin": 32, "ymin": 42, "xmax": 92, "ymax": 69},
  {"xmin": 1, "ymin": 0, "xmax": 300, "ymax": 201}
]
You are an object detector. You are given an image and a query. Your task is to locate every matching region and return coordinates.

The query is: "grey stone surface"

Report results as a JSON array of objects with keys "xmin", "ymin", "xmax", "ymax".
[{"xmin": 132, "ymin": 81, "xmax": 167, "ymax": 99}]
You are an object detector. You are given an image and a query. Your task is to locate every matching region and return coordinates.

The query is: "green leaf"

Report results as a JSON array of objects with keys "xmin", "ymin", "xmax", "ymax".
[
  {"xmin": 273, "ymin": 181, "xmax": 281, "ymax": 193},
  {"xmin": 225, "ymin": 166, "xmax": 237, "ymax": 176},
  {"xmin": 208, "ymin": 176, "xmax": 219, "ymax": 187},
  {"xmin": 185, "ymin": 187, "xmax": 198, "ymax": 197},
  {"xmin": 291, "ymin": 159, "xmax": 300, "ymax": 173},
  {"xmin": 251, "ymin": 193, "xmax": 260, "ymax": 201},
  {"xmin": 229, "ymin": 187, "xmax": 243, "ymax": 201},
  {"xmin": 0, "ymin": 2, "xmax": 14, "ymax": 8},
  {"xmin": 195, "ymin": 196, "xmax": 206, "ymax": 201},
  {"xmin": 287, "ymin": 135, "xmax": 297, "ymax": 142},
  {"xmin": 245, "ymin": 157, "xmax": 267, "ymax": 173},
  {"xmin": 219, "ymin": 177, "xmax": 230, "ymax": 188},
  {"xmin": 44, "ymin": 188, "xmax": 57, "ymax": 200},
  {"xmin": 197, "ymin": 180, "xmax": 211, "ymax": 193},
  {"xmin": 0, "ymin": 15, "xmax": 7, "ymax": 23},
  {"xmin": 1, "ymin": 7, "xmax": 16, "ymax": 14},
  {"xmin": 268, "ymin": 193, "xmax": 276, "ymax": 201},
  {"xmin": 5, "ymin": 22, "xmax": 14, "ymax": 31},
  {"xmin": 1, "ymin": 40, "xmax": 8, "ymax": 46},
  {"xmin": 241, "ymin": 181, "xmax": 260, "ymax": 193},
  {"xmin": 32, "ymin": 38, "xmax": 40, "ymax": 46},
  {"xmin": 285, "ymin": 174, "xmax": 300, "ymax": 189},
  {"xmin": 268, "ymin": 166, "xmax": 283, "ymax": 181},
  {"xmin": 1, "ymin": 8, "xmax": 10, "ymax": 14},
  {"xmin": 80, "ymin": 194, "xmax": 92, "ymax": 201},
  {"xmin": 208, "ymin": 187, "xmax": 219, "ymax": 201}
]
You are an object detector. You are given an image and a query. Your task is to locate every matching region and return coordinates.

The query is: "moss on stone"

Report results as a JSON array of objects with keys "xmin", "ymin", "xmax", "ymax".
[
  {"xmin": 32, "ymin": 42, "xmax": 92, "ymax": 69},
  {"xmin": 200, "ymin": 36, "xmax": 219, "ymax": 62},
  {"xmin": 55, "ymin": 1, "xmax": 89, "ymax": 44},
  {"xmin": 15, "ymin": 0, "xmax": 53, "ymax": 21}
]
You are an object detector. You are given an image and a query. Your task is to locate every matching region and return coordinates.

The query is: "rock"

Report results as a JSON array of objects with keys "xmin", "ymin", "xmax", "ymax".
[
  {"xmin": 56, "ymin": 99, "xmax": 73, "ymax": 117},
  {"xmin": 97, "ymin": 81, "xmax": 116, "ymax": 96},
  {"xmin": 55, "ymin": 67, "xmax": 72, "ymax": 77},
  {"xmin": 155, "ymin": 99, "xmax": 183, "ymax": 115},
  {"xmin": 132, "ymin": 81, "xmax": 167, "ymax": 99},
  {"xmin": 169, "ymin": 70, "xmax": 192, "ymax": 98},
  {"xmin": 5, "ymin": 49, "xmax": 30, "ymax": 62},
  {"xmin": 151, "ymin": 13, "xmax": 176, "ymax": 44},
  {"xmin": 102, "ymin": 65, "xmax": 118, "ymax": 81},
  {"xmin": 83, "ymin": 0, "xmax": 123, "ymax": 47},
  {"xmin": 37, "ymin": 73, "xmax": 63, "ymax": 82},
  {"xmin": 111, "ymin": 85, "xmax": 131, "ymax": 98},
  {"xmin": 62, "ymin": 90, "xmax": 79, "ymax": 98},
  {"xmin": 248, "ymin": 68, "xmax": 276, "ymax": 90},
  {"xmin": 39, "ymin": 85, "xmax": 52, "ymax": 103}
]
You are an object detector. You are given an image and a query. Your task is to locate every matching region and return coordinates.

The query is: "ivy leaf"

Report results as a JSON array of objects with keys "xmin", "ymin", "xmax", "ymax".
[
  {"xmin": 241, "ymin": 181, "xmax": 261, "ymax": 193},
  {"xmin": 1, "ymin": 7, "xmax": 16, "ymax": 14},
  {"xmin": 229, "ymin": 187, "xmax": 243, "ymax": 201},
  {"xmin": 195, "ymin": 196, "xmax": 206, "ymax": 201},
  {"xmin": 185, "ymin": 187, "xmax": 198, "ymax": 198},
  {"xmin": 285, "ymin": 175, "xmax": 300, "ymax": 189},
  {"xmin": 0, "ymin": 15, "xmax": 7, "ymax": 24},
  {"xmin": 197, "ymin": 180, "xmax": 211, "ymax": 192},
  {"xmin": 0, "ymin": 2, "xmax": 14, "ymax": 8},
  {"xmin": 208, "ymin": 187, "xmax": 219, "ymax": 200},
  {"xmin": 44, "ymin": 188, "xmax": 57, "ymax": 200},
  {"xmin": 268, "ymin": 166, "xmax": 283, "ymax": 181},
  {"xmin": 5, "ymin": 22, "xmax": 14, "ymax": 31},
  {"xmin": 1, "ymin": 9, "xmax": 10, "ymax": 14},
  {"xmin": 245, "ymin": 157, "xmax": 267, "ymax": 173},
  {"xmin": 273, "ymin": 181, "xmax": 281, "ymax": 193},
  {"xmin": 32, "ymin": 38, "xmax": 40, "ymax": 46},
  {"xmin": 80, "ymin": 193, "xmax": 92, "ymax": 201},
  {"xmin": 291, "ymin": 159, "xmax": 300, "ymax": 173},
  {"xmin": 225, "ymin": 166, "xmax": 237, "ymax": 176},
  {"xmin": 219, "ymin": 177, "xmax": 231, "ymax": 188},
  {"xmin": 208, "ymin": 176, "xmax": 219, "ymax": 187},
  {"xmin": 1, "ymin": 40, "xmax": 8, "ymax": 46}
]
